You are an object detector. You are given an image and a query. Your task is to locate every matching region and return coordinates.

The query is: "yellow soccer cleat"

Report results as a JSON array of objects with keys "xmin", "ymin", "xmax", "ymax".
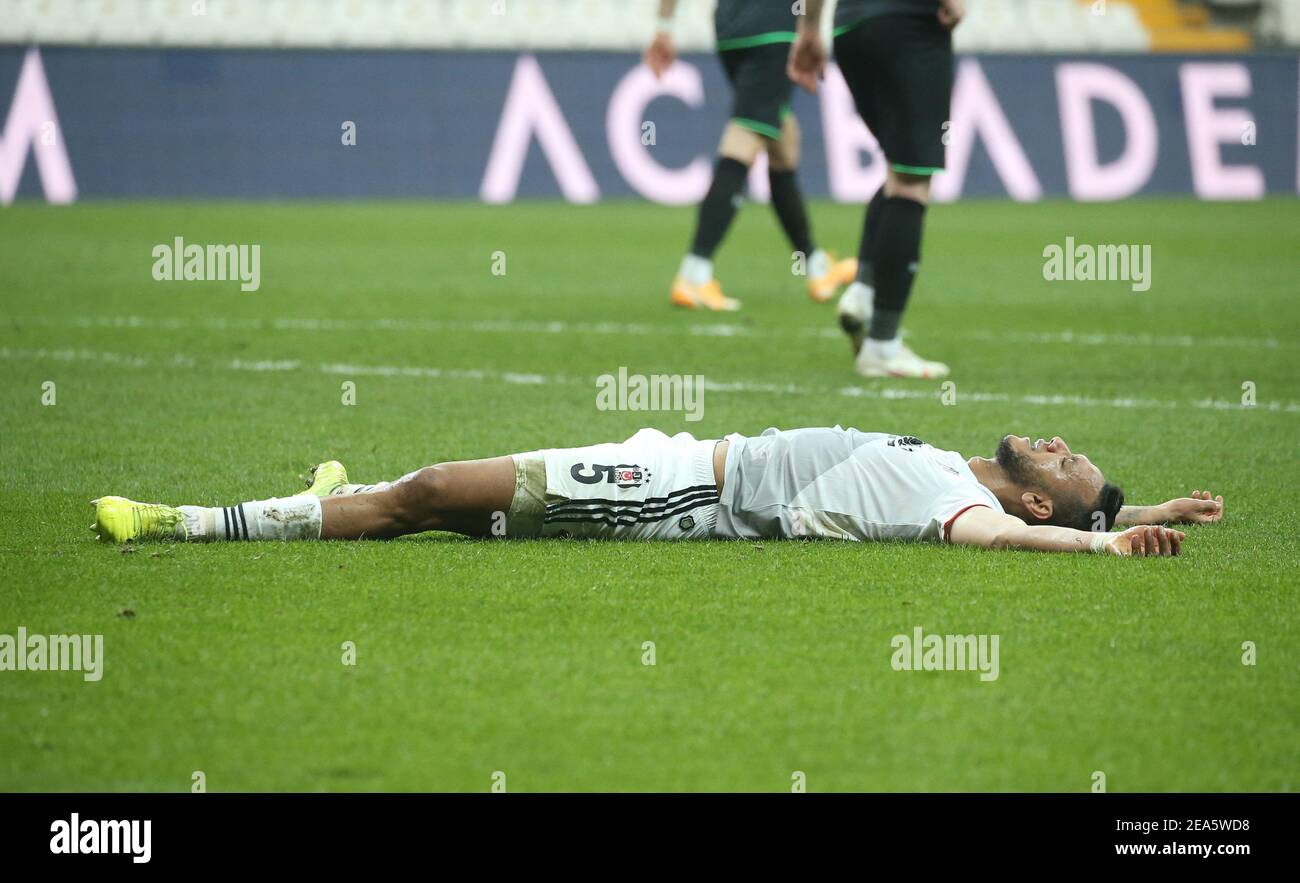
[
  {"xmin": 303, "ymin": 460, "xmax": 349, "ymax": 497},
  {"xmin": 90, "ymin": 496, "xmax": 185, "ymax": 543},
  {"xmin": 808, "ymin": 256, "xmax": 858, "ymax": 304},
  {"xmin": 671, "ymin": 276, "xmax": 741, "ymax": 312}
]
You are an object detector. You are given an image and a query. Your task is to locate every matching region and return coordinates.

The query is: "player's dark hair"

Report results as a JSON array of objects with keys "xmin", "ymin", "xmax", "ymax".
[
  {"xmin": 1097, "ymin": 482, "xmax": 1126, "ymax": 531},
  {"xmin": 1056, "ymin": 481, "xmax": 1125, "ymax": 532}
]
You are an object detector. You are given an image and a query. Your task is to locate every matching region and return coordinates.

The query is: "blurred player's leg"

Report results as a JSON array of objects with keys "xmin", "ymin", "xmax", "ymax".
[
  {"xmin": 672, "ymin": 38, "xmax": 787, "ymax": 312},
  {"xmin": 834, "ymin": 12, "xmax": 952, "ymax": 379},
  {"xmin": 866, "ymin": 170, "xmax": 932, "ymax": 353},
  {"xmin": 671, "ymin": 122, "xmax": 755, "ymax": 312},
  {"xmin": 854, "ymin": 184, "xmax": 887, "ymax": 297},
  {"xmin": 838, "ymin": 184, "xmax": 887, "ymax": 352},
  {"xmin": 767, "ymin": 113, "xmax": 857, "ymax": 303},
  {"xmin": 765, "ymin": 116, "xmax": 811, "ymax": 261}
]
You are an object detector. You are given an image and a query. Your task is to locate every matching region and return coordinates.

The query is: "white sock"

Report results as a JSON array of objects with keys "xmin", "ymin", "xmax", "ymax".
[
  {"xmin": 177, "ymin": 506, "xmax": 214, "ymax": 540},
  {"xmin": 863, "ymin": 336, "xmax": 902, "ymax": 360},
  {"xmin": 679, "ymin": 254, "xmax": 712, "ymax": 285},
  {"xmin": 179, "ymin": 496, "xmax": 322, "ymax": 541},
  {"xmin": 808, "ymin": 248, "xmax": 831, "ymax": 279},
  {"xmin": 332, "ymin": 466, "xmax": 425, "ymax": 496},
  {"xmin": 333, "ymin": 482, "xmax": 390, "ymax": 496}
]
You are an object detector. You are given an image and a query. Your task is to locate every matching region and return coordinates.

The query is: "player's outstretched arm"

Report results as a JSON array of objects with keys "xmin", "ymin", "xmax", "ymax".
[
  {"xmin": 1115, "ymin": 490, "xmax": 1225, "ymax": 526},
  {"xmin": 948, "ymin": 507, "xmax": 1184, "ymax": 557}
]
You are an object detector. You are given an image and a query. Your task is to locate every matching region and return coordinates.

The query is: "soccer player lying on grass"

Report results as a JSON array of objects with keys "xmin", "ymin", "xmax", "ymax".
[{"xmin": 92, "ymin": 428, "xmax": 1223, "ymax": 557}]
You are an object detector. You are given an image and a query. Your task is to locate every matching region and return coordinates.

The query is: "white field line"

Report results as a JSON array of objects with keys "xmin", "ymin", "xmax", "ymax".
[
  {"xmin": 4, "ymin": 314, "xmax": 1294, "ymax": 351},
  {"xmin": 3, "ymin": 346, "xmax": 1296, "ymax": 415}
]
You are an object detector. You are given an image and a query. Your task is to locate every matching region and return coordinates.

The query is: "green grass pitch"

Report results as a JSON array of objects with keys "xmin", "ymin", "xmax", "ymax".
[{"xmin": 0, "ymin": 197, "xmax": 1296, "ymax": 792}]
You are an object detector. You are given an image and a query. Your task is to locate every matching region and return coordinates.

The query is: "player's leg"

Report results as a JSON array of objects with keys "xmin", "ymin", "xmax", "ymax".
[
  {"xmin": 833, "ymin": 22, "xmax": 890, "ymax": 354},
  {"xmin": 671, "ymin": 119, "xmax": 759, "ymax": 313},
  {"xmin": 696, "ymin": 120, "xmax": 764, "ymax": 262},
  {"xmin": 767, "ymin": 113, "xmax": 857, "ymax": 304},
  {"xmin": 865, "ymin": 167, "xmax": 933, "ymax": 357},
  {"xmin": 838, "ymin": 184, "xmax": 886, "ymax": 352},
  {"xmin": 91, "ymin": 457, "xmax": 516, "ymax": 543},
  {"xmin": 672, "ymin": 45, "xmax": 780, "ymax": 313},
  {"xmin": 857, "ymin": 14, "xmax": 950, "ymax": 379},
  {"xmin": 834, "ymin": 14, "xmax": 952, "ymax": 379},
  {"xmin": 319, "ymin": 457, "xmax": 516, "ymax": 539},
  {"xmin": 765, "ymin": 113, "xmax": 810, "ymax": 259}
]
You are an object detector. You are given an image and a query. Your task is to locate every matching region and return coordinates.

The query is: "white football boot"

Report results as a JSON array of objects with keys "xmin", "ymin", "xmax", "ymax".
[{"xmin": 854, "ymin": 339, "xmax": 950, "ymax": 379}]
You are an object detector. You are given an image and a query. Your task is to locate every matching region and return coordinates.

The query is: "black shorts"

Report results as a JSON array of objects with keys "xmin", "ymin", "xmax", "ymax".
[
  {"xmin": 833, "ymin": 14, "xmax": 953, "ymax": 174},
  {"xmin": 719, "ymin": 41, "xmax": 794, "ymax": 141}
]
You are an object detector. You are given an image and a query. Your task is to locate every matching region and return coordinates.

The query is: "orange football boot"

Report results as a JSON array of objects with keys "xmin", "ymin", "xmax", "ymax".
[
  {"xmin": 671, "ymin": 276, "xmax": 741, "ymax": 311},
  {"xmin": 808, "ymin": 255, "xmax": 858, "ymax": 303}
]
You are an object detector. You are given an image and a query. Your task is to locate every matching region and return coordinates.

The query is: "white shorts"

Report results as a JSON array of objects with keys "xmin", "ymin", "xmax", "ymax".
[{"xmin": 506, "ymin": 428, "xmax": 721, "ymax": 540}]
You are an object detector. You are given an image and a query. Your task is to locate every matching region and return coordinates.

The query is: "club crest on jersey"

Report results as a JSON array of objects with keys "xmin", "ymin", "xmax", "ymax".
[
  {"xmin": 887, "ymin": 435, "xmax": 926, "ymax": 450},
  {"xmin": 570, "ymin": 463, "xmax": 652, "ymax": 489}
]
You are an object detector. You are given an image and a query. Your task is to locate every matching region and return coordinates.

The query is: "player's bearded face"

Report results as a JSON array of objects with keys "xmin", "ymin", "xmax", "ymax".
[{"xmin": 995, "ymin": 436, "xmax": 1044, "ymax": 490}]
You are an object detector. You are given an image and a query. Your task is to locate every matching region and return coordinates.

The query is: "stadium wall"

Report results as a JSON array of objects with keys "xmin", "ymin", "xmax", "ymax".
[{"xmin": 2, "ymin": 46, "xmax": 1297, "ymax": 204}]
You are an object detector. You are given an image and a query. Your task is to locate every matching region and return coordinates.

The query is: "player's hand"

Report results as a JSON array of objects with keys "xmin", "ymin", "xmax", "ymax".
[
  {"xmin": 938, "ymin": 0, "xmax": 965, "ymax": 30},
  {"xmin": 787, "ymin": 31, "xmax": 827, "ymax": 94},
  {"xmin": 1107, "ymin": 525, "xmax": 1185, "ymax": 557},
  {"xmin": 1160, "ymin": 491, "xmax": 1225, "ymax": 524},
  {"xmin": 643, "ymin": 32, "xmax": 676, "ymax": 79}
]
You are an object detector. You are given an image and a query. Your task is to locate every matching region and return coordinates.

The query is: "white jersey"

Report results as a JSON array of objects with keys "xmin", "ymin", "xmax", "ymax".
[{"xmin": 714, "ymin": 427, "xmax": 1003, "ymax": 542}]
